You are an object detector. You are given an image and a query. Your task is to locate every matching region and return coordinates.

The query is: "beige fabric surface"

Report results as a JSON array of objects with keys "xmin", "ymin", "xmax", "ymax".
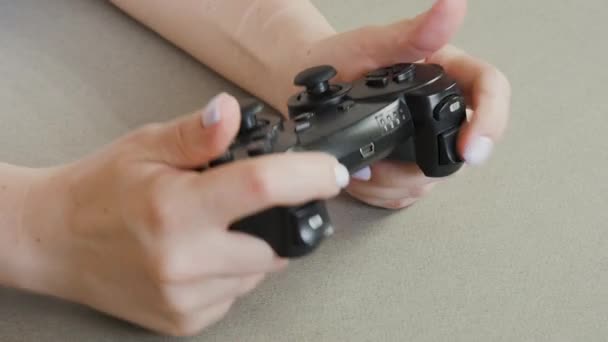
[{"xmin": 1, "ymin": 1, "xmax": 606, "ymax": 341}]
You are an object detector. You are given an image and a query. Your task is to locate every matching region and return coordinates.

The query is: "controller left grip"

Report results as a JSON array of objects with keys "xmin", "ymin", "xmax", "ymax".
[{"xmin": 228, "ymin": 201, "xmax": 332, "ymax": 258}]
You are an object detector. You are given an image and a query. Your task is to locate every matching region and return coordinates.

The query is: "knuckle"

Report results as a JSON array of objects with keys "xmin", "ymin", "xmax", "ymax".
[
  {"xmin": 143, "ymin": 182, "xmax": 175, "ymax": 234},
  {"xmin": 172, "ymin": 123, "xmax": 197, "ymax": 163},
  {"xmin": 384, "ymin": 198, "xmax": 416, "ymax": 210},
  {"xmin": 409, "ymin": 184, "xmax": 434, "ymax": 199},
  {"xmin": 483, "ymin": 65, "xmax": 511, "ymax": 97},
  {"xmin": 243, "ymin": 163, "xmax": 274, "ymax": 201},
  {"xmin": 146, "ymin": 245, "xmax": 189, "ymax": 284},
  {"xmin": 165, "ymin": 300, "xmax": 235, "ymax": 337},
  {"xmin": 148, "ymin": 250, "xmax": 178, "ymax": 284},
  {"xmin": 210, "ymin": 299, "xmax": 235, "ymax": 325},
  {"xmin": 163, "ymin": 293, "xmax": 193, "ymax": 320},
  {"xmin": 166, "ymin": 315, "xmax": 202, "ymax": 337},
  {"xmin": 238, "ymin": 274, "xmax": 265, "ymax": 296}
]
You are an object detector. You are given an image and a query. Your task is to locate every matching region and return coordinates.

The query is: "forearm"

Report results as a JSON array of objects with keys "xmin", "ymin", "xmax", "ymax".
[
  {"xmin": 110, "ymin": 0, "xmax": 337, "ymax": 114},
  {"xmin": 0, "ymin": 163, "xmax": 77, "ymax": 301}
]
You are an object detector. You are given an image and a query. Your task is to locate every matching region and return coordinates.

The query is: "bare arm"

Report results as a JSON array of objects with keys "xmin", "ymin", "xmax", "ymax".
[
  {"xmin": 109, "ymin": 0, "xmax": 337, "ymax": 114},
  {"xmin": 0, "ymin": 164, "xmax": 39, "ymax": 289}
]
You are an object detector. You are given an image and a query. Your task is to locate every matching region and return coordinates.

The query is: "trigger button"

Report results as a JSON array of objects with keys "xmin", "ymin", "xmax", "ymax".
[
  {"xmin": 434, "ymin": 95, "xmax": 465, "ymax": 121},
  {"xmin": 437, "ymin": 127, "xmax": 462, "ymax": 165}
]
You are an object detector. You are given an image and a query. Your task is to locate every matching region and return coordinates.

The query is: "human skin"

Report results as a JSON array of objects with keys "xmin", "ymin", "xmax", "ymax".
[{"xmin": 0, "ymin": 0, "xmax": 510, "ymax": 337}]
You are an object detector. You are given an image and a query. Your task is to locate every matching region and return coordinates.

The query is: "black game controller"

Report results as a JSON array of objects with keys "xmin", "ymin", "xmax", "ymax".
[{"xmin": 202, "ymin": 62, "xmax": 467, "ymax": 258}]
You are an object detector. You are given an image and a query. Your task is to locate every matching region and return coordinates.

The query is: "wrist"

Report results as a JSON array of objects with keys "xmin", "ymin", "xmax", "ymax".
[{"xmin": 1, "ymin": 163, "xmax": 82, "ymax": 302}]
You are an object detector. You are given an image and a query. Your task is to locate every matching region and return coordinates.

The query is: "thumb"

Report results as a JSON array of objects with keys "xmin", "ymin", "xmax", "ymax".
[
  {"xmin": 132, "ymin": 92, "xmax": 241, "ymax": 168},
  {"xmin": 330, "ymin": 0, "xmax": 467, "ymax": 80}
]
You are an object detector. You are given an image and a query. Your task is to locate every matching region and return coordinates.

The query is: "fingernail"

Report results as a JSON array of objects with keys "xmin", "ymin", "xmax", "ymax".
[
  {"xmin": 351, "ymin": 166, "xmax": 372, "ymax": 181},
  {"xmin": 464, "ymin": 136, "xmax": 494, "ymax": 165},
  {"xmin": 334, "ymin": 163, "xmax": 350, "ymax": 188},
  {"xmin": 201, "ymin": 94, "xmax": 223, "ymax": 127}
]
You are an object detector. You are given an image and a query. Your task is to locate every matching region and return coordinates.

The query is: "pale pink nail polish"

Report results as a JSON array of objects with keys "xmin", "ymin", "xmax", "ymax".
[
  {"xmin": 463, "ymin": 136, "xmax": 494, "ymax": 165},
  {"xmin": 201, "ymin": 94, "xmax": 223, "ymax": 127},
  {"xmin": 351, "ymin": 166, "xmax": 372, "ymax": 181},
  {"xmin": 335, "ymin": 163, "xmax": 350, "ymax": 188}
]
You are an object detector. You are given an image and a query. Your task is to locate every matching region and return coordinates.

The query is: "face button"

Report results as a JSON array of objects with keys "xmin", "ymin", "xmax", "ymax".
[
  {"xmin": 338, "ymin": 100, "xmax": 355, "ymax": 111},
  {"xmin": 298, "ymin": 213, "xmax": 326, "ymax": 246},
  {"xmin": 294, "ymin": 112, "xmax": 314, "ymax": 122},
  {"xmin": 294, "ymin": 121, "xmax": 312, "ymax": 133},
  {"xmin": 239, "ymin": 100, "xmax": 264, "ymax": 133},
  {"xmin": 437, "ymin": 127, "xmax": 463, "ymax": 165},
  {"xmin": 434, "ymin": 95, "xmax": 465, "ymax": 121},
  {"xmin": 250, "ymin": 131, "xmax": 268, "ymax": 141}
]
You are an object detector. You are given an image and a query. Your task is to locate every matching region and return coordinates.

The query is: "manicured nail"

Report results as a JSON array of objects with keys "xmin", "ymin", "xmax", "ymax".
[
  {"xmin": 351, "ymin": 166, "xmax": 372, "ymax": 181},
  {"xmin": 201, "ymin": 94, "xmax": 223, "ymax": 127},
  {"xmin": 464, "ymin": 136, "xmax": 494, "ymax": 165},
  {"xmin": 334, "ymin": 163, "xmax": 350, "ymax": 188}
]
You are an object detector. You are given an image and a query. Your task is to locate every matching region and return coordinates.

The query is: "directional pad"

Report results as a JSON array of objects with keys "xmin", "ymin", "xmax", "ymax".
[
  {"xmin": 366, "ymin": 76, "xmax": 389, "ymax": 88},
  {"xmin": 247, "ymin": 138, "xmax": 272, "ymax": 156},
  {"xmin": 366, "ymin": 69, "xmax": 389, "ymax": 78}
]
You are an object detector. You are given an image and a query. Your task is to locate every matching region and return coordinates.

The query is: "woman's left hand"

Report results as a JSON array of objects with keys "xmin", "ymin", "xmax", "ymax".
[{"xmin": 283, "ymin": 0, "xmax": 511, "ymax": 209}]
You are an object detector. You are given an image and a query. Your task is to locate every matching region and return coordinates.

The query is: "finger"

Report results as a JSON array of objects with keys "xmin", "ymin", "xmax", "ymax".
[
  {"xmin": 130, "ymin": 92, "xmax": 242, "ymax": 168},
  {"xmin": 346, "ymin": 181, "xmax": 437, "ymax": 202},
  {"xmin": 163, "ymin": 273, "xmax": 266, "ymax": 317},
  {"xmin": 345, "ymin": 188, "xmax": 422, "ymax": 210},
  {"xmin": 162, "ymin": 298, "xmax": 236, "ymax": 337},
  {"xmin": 351, "ymin": 161, "xmax": 435, "ymax": 188},
  {"xmin": 386, "ymin": 0, "xmax": 467, "ymax": 63},
  {"xmin": 329, "ymin": 0, "xmax": 467, "ymax": 81},
  {"xmin": 157, "ymin": 229, "xmax": 289, "ymax": 281},
  {"xmin": 427, "ymin": 46, "xmax": 512, "ymax": 165},
  {"xmin": 236, "ymin": 272, "xmax": 267, "ymax": 297},
  {"xmin": 196, "ymin": 152, "xmax": 350, "ymax": 227}
]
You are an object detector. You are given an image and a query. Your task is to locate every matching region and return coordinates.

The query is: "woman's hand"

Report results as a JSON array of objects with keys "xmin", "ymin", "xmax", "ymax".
[
  {"xmin": 281, "ymin": 0, "xmax": 511, "ymax": 209},
  {"xmin": 16, "ymin": 93, "xmax": 349, "ymax": 336}
]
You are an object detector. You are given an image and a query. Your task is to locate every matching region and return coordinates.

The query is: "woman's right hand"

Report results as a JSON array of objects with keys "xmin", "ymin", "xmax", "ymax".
[{"xmin": 16, "ymin": 93, "xmax": 349, "ymax": 336}]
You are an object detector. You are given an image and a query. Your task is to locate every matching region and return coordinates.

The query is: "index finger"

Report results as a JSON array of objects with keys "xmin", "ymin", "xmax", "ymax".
[{"xmin": 194, "ymin": 152, "xmax": 349, "ymax": 227}]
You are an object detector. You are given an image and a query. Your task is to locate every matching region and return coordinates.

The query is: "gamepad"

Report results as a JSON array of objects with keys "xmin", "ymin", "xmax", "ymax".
[{"xmin": 201, "ymin": 62, "xmax": 467, "ymax": 258}]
